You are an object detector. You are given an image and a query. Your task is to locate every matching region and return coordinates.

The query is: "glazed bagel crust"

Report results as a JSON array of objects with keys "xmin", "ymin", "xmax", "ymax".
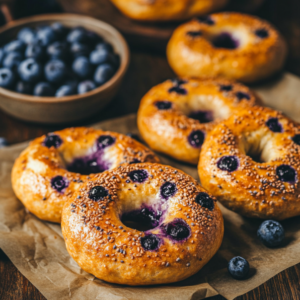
[
  {"xmin": 109, "ymin": 0, "xmax": 228, "ymax": 22},
  {"xmin": 61, "ymin": 163, "xmax": 224, "ymax": 285},
  {"xmin": 167, "ymin": 12, "xmax": 287, "ymax": 83},
  {"xmin": 137, "ymin": 78, "xmax": 260, "ymax": 164},
  {"xmin": 12, "ymin": 127, "xmax": 159, "ymax": 223},
  {"xmin": 199, "ymin": 107, "xmax": 300, "ymax": 220}
]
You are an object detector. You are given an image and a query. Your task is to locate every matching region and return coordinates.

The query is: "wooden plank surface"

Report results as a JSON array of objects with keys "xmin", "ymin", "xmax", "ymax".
[{"xmin": 1, "ymin": 0, "xmax": 300, "ymax": 299}]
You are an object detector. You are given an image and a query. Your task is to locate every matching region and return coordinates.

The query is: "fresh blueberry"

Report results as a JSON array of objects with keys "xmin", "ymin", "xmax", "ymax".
[
  {"xmin": 44, "ymin": 59, "xmax": 66, "ymax": 83},
  {"xmin": 77, "ymin": 80, "xmax": 96, "ymax": 94},
  {"xmin": 160, "ymin": 182, "xmax": 177, "ymax": 199},
  {"xmin": 36, "ymin": 26, "xmax": 56, "ymax": 46},
  {"xmin": 86, "ymin": 30, "xmax": 102, "ymax": 45},
  {"xmin": 266, "ymin": 118, "xmax": 283, "ymax": 133},
  {"xmin": 25, "ymin": 43, "xmax": 45, "ymax": 61},
  {"xmin": 17, "ymin": 27, "xmax": 35, "ymax": 44},
  {"xmin": 197, "ymin": 16, "xmax": 215, "ymax": 25},
  {"xmin": 217, "ymin": 155, "xmax": 239, "ymax": 172},
  {"xmin": 94, "ymin": 63, "xmax": 114, "ymax": 86},
  {"xmin": 67, "ymin": 27, "xmax": 88, "ymax": 44},
  {"xmin": 97, "ymin": 135, "xmax": 115, "ymax": 149},
  {"xmin": 95, "ymin": 42, "xmax": 113, "ymax": 52},
  {"xmin": 15, "ymin": 81, "xmax": 32, "ymax": 94},
  {"xmin": 89, "ymin": 186, "xmax": 108, "ymax": 201},
  {"xmin": 47, "ymin": 41, "xmax": 68, "ymax": 60},
  {"xmin": 257, "ymin": 220, "xmax": 285, "ymax": 247},
  {"xmin": 163, "ymin": 219, "xmax": 190, "ymax": 241},
  {"xmin": 2, "ymin": 52, "xmax": 23, "ymax": 70},
  {"xmin": 188, "ymin": 130, "xmax": 205, "ymax": 148},
  {"xmin": 51, "ymin": 22, "xmax": 69, "ymax": 39},
  {"xmin": 129, "ymin": 169, "xmax": 148, "ymax": 183},
  {"xmin": 72, "ymin": 56, "xmax": 92, "ymax": 79},
  {"xmin": 255, "ymin": 28, "xmax": 269, "ymax": 38},
  {"xmin": 276, "ymin": 164, "xmax": 296, "ymax": 183},
  {"xmin": 55, "ymin": 84, "xmax": 76, "ymax": 97},
  {"xmin": 0, "ymin": 68, "xmax": 15, "ymax": 88},
  {"xmin": 141, "ymin": 234, "xmax": 160, "ymax": 251},
  {"xmin": 0, "ymin": 137, "xmax": 8, "ymax": 148},
  {"xmin": 155, "ymin": 101, "xmax": 172, "ymax": 110},
  {"xmin": 195, "ymin": 192, "xmax": 214, "ymax": 210},
  {"xmin": 0, "ymin": 48, "xmax": 4, "ymax": 65},
  {"xmin": 228, "ymin": 256, "xmax": 250, "ymax": 280},
  {"xmin": 90, "ymin": 49, "xmax": 114, "ymax": 65},
  {"xmin": 292, "ymin": 134, "xmax": 300, "ymax": 146},
  {"xmin": 236, "ymin": 92, "xmax": 250, "ymax": 101},
  {"xmin": 43, "ymin": 134, "xmax": 62, "ymax": 148},
  {"xmin": 4, "ymin": 40, "xmax": 25, "ymax": 53},
  {"xmin": 18, "ymin": 58, "xmax": 42, "ymax": 83},
  {"xmin": 69, "ymin": 42, "xmax": 91, "ymax": 58},
  {"xmin": 33, "ymin": 82, "xmax": 54, "ymax": 96},
  {"xmin": 51, "ymin": 175, "xmax": 69, "ymax": 193}
]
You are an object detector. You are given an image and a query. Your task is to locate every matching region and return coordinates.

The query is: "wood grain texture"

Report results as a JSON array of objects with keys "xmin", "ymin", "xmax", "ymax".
[{"xmin": 1, "ymin": 0, "xmax": 300, "ymax": 299}]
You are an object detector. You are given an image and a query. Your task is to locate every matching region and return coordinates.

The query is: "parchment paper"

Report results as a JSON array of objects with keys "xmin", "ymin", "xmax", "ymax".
[{"xmin": 1, "ymin": 72, "xmax": 300, "ymax": 300}]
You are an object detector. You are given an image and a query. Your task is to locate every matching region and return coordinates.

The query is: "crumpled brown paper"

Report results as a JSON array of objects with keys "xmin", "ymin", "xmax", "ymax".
[{"xmin": 1, "ymin": 72, "xmax": 300, "ymax": 300}]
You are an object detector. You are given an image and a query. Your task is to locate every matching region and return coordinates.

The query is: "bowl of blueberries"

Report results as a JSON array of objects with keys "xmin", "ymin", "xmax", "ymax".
[{"xmin": 0, "ymin": 14, "xmax": 129, "ymax": 124}]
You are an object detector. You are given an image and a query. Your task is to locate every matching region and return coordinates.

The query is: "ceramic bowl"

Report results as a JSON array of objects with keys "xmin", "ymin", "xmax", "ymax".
[{"xmin": 0, "ymin": 14, "xmax": 130, "ymax": 124}]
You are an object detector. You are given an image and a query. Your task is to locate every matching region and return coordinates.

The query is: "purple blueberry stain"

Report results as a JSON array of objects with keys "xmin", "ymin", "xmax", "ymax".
[
  {"xmin": 162, "ymin": 219, "xmax": 191, "ymax": 241},
  {"xmin": 212, "ymin": 33, "xmax": 239, "ymax": 49},
  {"xmin": 236, "ymin": 92, "xmax": 250, "ymax": 101},
  {"xmin": 292, "ymin": 134, "xmax": 300, "ymax": 145},
  {"xmin": 97, "ymin": 135, "xmax": 116, "ymax": 150},
  {"xmin": 217, "ymin": 155, "xmax": 239, "ymax": 172},
  {"xmin": 266, "ymin": 118, "xmax": 283, "ymax": 133},
  {"xmin": 51, "ymin": 175, "xmax": 69, "ymax": 193},
  {"xmin": 220, "ymin": 84, "xmax": 233, "ymax": 92},
  {"xmin": 129, "ymin": 169, "xmax": 148, "ymax": 183},
  {"xmin": 155, "ymin": 101, "xmax": 172, "ymax": 110},
  {"xmin": 89, "ymin": 185, "xmax": 109, "ymax": 201},
  {"xmin": 197, "ymin": 16, "xmax": 215, "ymax": 25},
  {"xmin": 43, "ymin": 134, "xmax": 62, "ymax": 148},
  {"xmin": 186, "ymin": 31, "xmax": 202, "ymax": 38},
  {"xmin": 188, "ymin": 130, "xmax": 205, "ymax": 148},
  {"xmin": 195, "ymin": 192, "xmax": 214, "ymax": 211},
  {"xmin": 160, "ymin": 182, "xmax": 177, "ymax": 200},
  {"xmin": 276, "ymin": 165, "xmax": 297, "ymax": 183},
  {"xmin": 141, "ymin": 234, "xmax": 161, "ymax": 251},
  {"xmin": 255, "ymin": 28, "xmax": 269, "ymax": 38},
  {"xmin": 189, "ymin": 110, "xmax": 214, "ymax": 123}
]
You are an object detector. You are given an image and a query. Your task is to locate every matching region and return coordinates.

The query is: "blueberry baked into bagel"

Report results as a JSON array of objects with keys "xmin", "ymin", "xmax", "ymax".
[
  {"xmin": 61, "ymin": 163, "xmax": 224, "ymax": 285},
  {"xmin": 12, "ymin": 127, "xmax": 159, "ymax": 223},
  {"xmin": 199, "ymin": 107, "xmax": 300, "ymax": 220}
]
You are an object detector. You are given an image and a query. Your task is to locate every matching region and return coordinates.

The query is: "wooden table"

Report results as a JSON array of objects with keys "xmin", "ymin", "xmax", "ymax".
[{"xmin": 1, "ymin": 0, "xmax": 300, "ymax": 299}]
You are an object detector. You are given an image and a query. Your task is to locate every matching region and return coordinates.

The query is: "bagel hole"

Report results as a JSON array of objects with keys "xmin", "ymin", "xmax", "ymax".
[
  {"xmin": 212, "ymin": 32, "xmax": 239, "ymax": 49},
  {"xmin": 121, "ymin": 206, "xmax": 162, "ymax": 232},
  {"xmin": 189, "ymin": 110, "xmax": 214, "ymax": 123}
]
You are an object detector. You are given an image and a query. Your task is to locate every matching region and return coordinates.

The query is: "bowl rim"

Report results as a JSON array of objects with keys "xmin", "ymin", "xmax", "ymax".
[{"xmin": 0, "ymin": 13, "xmax": 130, "ymax": 103}]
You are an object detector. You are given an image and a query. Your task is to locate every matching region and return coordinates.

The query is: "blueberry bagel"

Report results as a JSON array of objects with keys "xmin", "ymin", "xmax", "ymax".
[
  {"xmin": 61, "ymin": 163, "xmax": 224, "ymax": 285},
  {"xmin": 12, "ymin": 127, "xmax": 159, "ymax": 223},
  {"xmin": 167, "ymin": 12, "xmax": 287, "ymax": 83},
  {"xmin": 199, "ymin": 107, "xmax": 300, "ymax": 220},
  {"xmin": 109, "ymin": 0, "xmax": 228, "ymax": 22},
  {"xmin": 137, "ymin": 78, "xmax": 260, "ymax": 164}
]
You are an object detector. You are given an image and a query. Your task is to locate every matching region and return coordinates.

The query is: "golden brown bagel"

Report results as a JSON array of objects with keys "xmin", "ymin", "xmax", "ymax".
[
  {"xmin": 12, "ymin": 127, "xmax": 159, "ymax": 223},
  {"xmin": 137, "ymin": 78, "xmax": 260, "ymax": 164},
  {"xmin": 167, "ymin": 12, "xmax": 287, "ymax": 83},
  {"xmin": 61, "ymin": 163, "xmax": 224, "ymax": 285},
  {"xmin": 199, "ymin": 107, "xmax": 300, "ymax": 220},
  {"xmin": 109, "ymin": 0, "xmax": 228, "ymax": 22}
]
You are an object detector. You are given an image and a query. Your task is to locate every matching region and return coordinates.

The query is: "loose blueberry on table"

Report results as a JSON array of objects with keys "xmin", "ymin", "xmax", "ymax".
[
  {"xmin": 228, "ymin": 256, "xmax": 250, "ymax": 280},
  {"xmin": 0, "ymin": 23, "xmax": 120, "ymax": 97},
  {"xmin": 257, "ymin": 220, "xmax": 285, "ymax": 247}
]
